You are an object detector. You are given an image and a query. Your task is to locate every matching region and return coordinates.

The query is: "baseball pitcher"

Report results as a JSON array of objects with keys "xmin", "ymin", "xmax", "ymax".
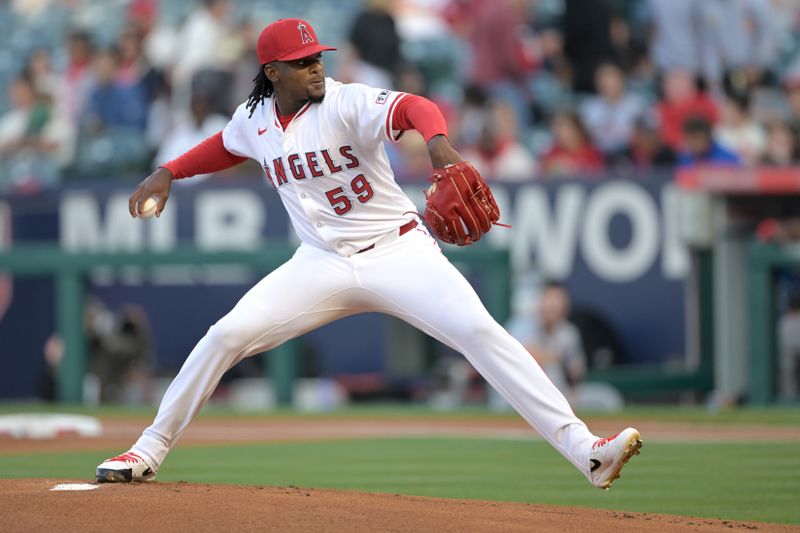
[{"xmin": 96, "ymin": 18, "xmax": 641, "ymax": 490}]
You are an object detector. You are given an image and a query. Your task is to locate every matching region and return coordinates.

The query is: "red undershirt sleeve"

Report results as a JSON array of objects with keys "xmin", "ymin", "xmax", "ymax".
[
  {"xmin": 161, "ymin": 131, "xmax": 248, "ymax": 179},
  {"xmin": 391, "ymin": 95, "xmax": 448, "ymax": 143}
]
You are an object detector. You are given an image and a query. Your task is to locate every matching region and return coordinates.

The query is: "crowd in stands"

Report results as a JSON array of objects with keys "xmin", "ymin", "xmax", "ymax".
[{"xmin": 2, "ymin": 0, "xmax": 800, "ymax": 192}]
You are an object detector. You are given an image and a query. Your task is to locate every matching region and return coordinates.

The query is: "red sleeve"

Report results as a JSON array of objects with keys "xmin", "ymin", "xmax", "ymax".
[
  {"xmin": 391, "ymin": 95, "xmax": 448, "ymax": 143},
  {"xmin": 161, "ymin": 131, "xmax": 247, "ymax": 179}
]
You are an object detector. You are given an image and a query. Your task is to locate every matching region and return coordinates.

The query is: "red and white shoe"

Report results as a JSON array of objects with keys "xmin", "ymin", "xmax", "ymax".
[
  {"xmin": 589, "ymin": 427, "xmax": 642, "ymax": 490},
  {"xmin": 96, "ymin": 451, "xmax": 156, "ymax": 483}
]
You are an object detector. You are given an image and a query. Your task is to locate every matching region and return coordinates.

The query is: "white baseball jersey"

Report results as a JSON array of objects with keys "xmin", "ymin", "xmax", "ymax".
[{"xmin": 222, "ymin": 78, "xmax": 416, "ymax": 256}]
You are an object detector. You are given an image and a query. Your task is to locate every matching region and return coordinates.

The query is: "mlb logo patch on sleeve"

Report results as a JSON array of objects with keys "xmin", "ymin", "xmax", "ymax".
[{"xmin": 376, "ymin": 90, "xmax": 391, "ymax": 104}]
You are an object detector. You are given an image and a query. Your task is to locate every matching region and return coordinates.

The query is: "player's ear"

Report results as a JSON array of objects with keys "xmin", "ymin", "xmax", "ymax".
[{"xmin": 264, "ymin": 63, "xmax": 279, "ymax": 83}]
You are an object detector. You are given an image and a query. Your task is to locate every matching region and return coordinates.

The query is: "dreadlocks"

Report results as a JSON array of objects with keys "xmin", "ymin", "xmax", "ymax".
[{"xmin": 246, "ymin": 66, "xmax": 274, "ymax": 118}]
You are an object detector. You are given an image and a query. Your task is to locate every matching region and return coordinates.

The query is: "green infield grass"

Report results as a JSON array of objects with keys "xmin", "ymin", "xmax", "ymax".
[
  {"xmin": 1, "ymin": 403, "xmax": 799, "ymax": 426},
  {"xmin": 2, "ymin": 437, "xmax": 798, "ymax": 525}
]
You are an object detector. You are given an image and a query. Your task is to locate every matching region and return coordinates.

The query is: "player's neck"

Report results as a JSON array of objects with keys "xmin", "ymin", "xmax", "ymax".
[{"xmin": 274, "ymin": 94, "xmax": 308, "ymax": 117}]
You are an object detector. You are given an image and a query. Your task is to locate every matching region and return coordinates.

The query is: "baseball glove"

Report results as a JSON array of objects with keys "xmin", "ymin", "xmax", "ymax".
[{"xmin": 423, "ymin": 161, "xmax": 501, "ymax": 245}]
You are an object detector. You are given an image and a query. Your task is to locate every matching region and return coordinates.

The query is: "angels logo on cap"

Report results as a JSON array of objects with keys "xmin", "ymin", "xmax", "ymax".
[
  {"xmin": 297, "ymin": 22, "xmax": 313, "ymax": 44},
  {"xmin": 257, "ymin": 18, "xmax": 337, "ymax": 64}
]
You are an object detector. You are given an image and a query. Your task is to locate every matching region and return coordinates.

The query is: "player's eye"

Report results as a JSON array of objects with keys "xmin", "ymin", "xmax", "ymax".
[{"xmin": 295, "ymin": 55, "xmax": 322, "ymax": 67}]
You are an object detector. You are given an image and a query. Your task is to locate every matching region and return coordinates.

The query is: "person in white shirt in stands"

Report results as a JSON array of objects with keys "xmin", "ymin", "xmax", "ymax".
[
  {"xmin": 714, "ymin": 92, "xmax": 767, "ymax": 167},
  {"xmin": 153, "ymin": 89, "xmax": 229, "ymax": 182},
  {"xmin": 510, "ymin": 281, "xmax": 587, "ymax": 406},
  {"xmin": 579, "ymin": 61, "xmax": 645, "ymax": 162}
]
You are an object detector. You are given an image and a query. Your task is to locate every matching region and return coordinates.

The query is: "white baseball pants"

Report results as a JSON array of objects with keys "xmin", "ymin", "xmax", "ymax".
[{"xmin": 132, "ymin": 226, "xmax": 598, "ymax": 480}]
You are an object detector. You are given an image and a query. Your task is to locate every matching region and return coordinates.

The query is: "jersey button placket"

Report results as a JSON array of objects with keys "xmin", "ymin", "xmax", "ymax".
[{"xmin": 284, "ymin": 134, "xmax": 316, "ymax": 225}]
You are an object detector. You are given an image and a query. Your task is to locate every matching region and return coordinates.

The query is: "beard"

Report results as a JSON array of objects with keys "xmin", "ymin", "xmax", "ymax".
[{"xmin": 309, "ymin": 92, "xmax": 325, "ymax": 104}]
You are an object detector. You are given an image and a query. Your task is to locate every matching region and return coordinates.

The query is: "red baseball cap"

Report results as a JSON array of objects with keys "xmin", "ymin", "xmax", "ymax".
[{"xmin": 257, "ymin": 18, "xmax": 336, "ymax": 64}]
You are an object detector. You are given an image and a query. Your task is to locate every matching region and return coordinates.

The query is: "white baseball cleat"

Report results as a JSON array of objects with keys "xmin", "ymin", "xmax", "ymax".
[
  {"xmin": 589, "ymin": 427, "xmax": 642, "ymax": 490},
  {"xmin": 96, "ymin": 451, "xmax": 157, "ymax": 483}
]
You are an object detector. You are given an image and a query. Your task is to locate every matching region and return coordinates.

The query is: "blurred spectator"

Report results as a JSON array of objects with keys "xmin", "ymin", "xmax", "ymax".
[
  {"xmin": 509, "ymin": 281, "xmax": 587, "ymax": 404},
  {"xmin": 153, "ymin": 88, "xmax": 228, "ymax": 180},
  {"xmin": 778, "ymin": 290, "xmax": 800, "ymax": 401},
  {"xmin": 466, "ymin": 0, "xmax": 539, "ymax": 127},
  {"xmin": 189, "ymin": 68, "xmax": 235, "ymax": 117},
  {"xmin": 43, "ymin": 298, "xmax": 154, "ymax": 404},
  {"xmin": 0, "ymin": 77, "xmax": 41, "ymax": 154},
  {"xmin": 452, "ymin": 83, "xmax": 490, "ymax": 149},
  {"xmin": 760, "ymin": 120, "xmax": 799, "ymax": 167},
  {"xmin": 40, "ymin": 298, "xmax": 153, "ymax": 404},
  {"xmin": 697, "ymin": 0, "xmax": 778, "ymax": 91},
  {"xmin": 23, "ymin": 49, "xmax": 58, "ymax": 100},
  {"xmin": 394, "ymin": 0, "xmax": 451, "ymax": 42},
  {"xmin": 56, "ymin": 29, "xmax": 95, "ymax": 125},
  {"xmin": 116, "ymin": 27, "xmax": 167, "ymax": 106},
  {"xmin": 95, "ymin": 304, "xmax": 154, "ymax": 404},
  {"xmin": 393, "ymin": 0, "xmax": 459, "ymax": 97},
  {"xmin": 540, "ymin": 111, "xmax": 605, "ymax": 177},
  {"xmin": 506, "ymin": 26, "xmax": 571, "ymax": 122},
  {"xmin": 536, "ymin": 25, "xmax": 569, "ymax": 80},
  {"xmin": 655, "ymin": 69, "xmax": 719, "ymax": 151},
  {"xmin": 11, "ymin": 0, "xmax": 53, "ymax": 19},
  {"xmin": 757, "ymin": 217, "xmax": 800, "ymax": 245},
  {"xmin": 228, "ymin": 18, "xmax": 261, "ymax": 113},
  {"xmin": 714, "ymin": 93, "xmax": 767, "ymax": 167},
  {"xmin": 40, "ymin": 333, "xmax": 63, "ymax": 402},
  {"xmin": 784, "ymin": 52, "xmax": 800, "ymax": 91},
  {"xmin": 339, "ymin": 0, "xmax": 403, "ymax": 88},
  {"xmin": 643, "ymin": 0, "xmax": 702, "ymax": 75},
  {"xmin": 172, "ymin": 0, "xmax": 233, "ymax": 107},
  {"xmin": 579, "ymin": 62, "xmax": 646, "ymax": 160},
  {"xmin": 81, "ymin": 49, "xmax": 148, "ymax": 134},
  {"xmin": 0, "ymin": 75, "xmax": 73, "ymax": 192},
  {"xmin": 396, "ymin": 61, "xmax": 437, "ymax": 101},
  {"xmin": 127, "ymin": 0, "xmax": 178, "ymax": 71},
  {"xmin": 622, "ymin": 115, "xmax": 676, "ymax": 171},
  {"xmin": 678, "ymin": 116, "xmax": 740, "ymax": 167},
  {"xmin": 608, "ymin": 12, "xmax": 649, "ymax": 79},
  {"xmin": 644, "ymin": 0, "xmax": 777, "ymax": 91},
  {"xmin": 562, "ymin": 0, "xmax": 614, "ymax": 93},
  {"xmin": 146, "ymin": 89, "xmax": 173, "ymax": 154},
  {"xmin": 771, "ymin": 0, "xmax": 800, "ymax": 42},
  {"xmin": 460, "ymin": 100, "xmax": 537, "ymax": 182},
  {"xmin": 115, "ymin": 25, "xmax": 171, "ymax": 150},
  {"xmin": 784, "ymin": 82, "xmax": 800, "ymax": 145}
]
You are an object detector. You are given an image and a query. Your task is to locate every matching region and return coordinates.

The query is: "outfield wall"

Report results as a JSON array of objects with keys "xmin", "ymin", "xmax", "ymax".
[{"xmin": 0, "ymin": 175, "xmax": 686, "ymax": 399}]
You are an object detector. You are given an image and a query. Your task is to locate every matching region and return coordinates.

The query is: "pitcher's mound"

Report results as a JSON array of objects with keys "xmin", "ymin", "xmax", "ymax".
[{"xmin": 0, "ymin": 479, "xmax": 792, "ymax": 532}]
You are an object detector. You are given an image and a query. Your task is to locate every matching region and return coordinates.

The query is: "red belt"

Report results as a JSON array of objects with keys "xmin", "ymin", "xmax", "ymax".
[{"xmin": 357, "ymin": 219, "xmax": 418, "ymax": 254}]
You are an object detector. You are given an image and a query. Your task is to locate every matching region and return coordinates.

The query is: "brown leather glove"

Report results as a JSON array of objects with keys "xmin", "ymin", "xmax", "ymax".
[{"xmin": 423, "ymin": 161, "xmax": 500, "ymax": 245}]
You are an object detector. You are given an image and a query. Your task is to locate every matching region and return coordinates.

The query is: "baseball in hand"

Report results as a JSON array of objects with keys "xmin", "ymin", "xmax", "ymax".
[{"xmin": 138, "ymin": 197, "xmax": 159, "ymax": 219}]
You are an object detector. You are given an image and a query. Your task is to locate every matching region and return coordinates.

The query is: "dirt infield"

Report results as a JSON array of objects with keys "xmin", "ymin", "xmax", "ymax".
[{"xmin": 1, "ymin": 478, "xmax": 796, "ymax": 533}]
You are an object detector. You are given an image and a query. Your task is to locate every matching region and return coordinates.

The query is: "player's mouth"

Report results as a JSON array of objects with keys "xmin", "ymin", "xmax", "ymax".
[{"xmin": 309, "ymin": 79, "xmax": 324, "ymax": 89}]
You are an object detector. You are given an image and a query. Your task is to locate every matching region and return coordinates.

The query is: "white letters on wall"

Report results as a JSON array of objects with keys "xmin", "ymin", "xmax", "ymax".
[
  {"xmin": 581, "ymin": 182, "xmax": 660, "ymax": 283},
  {"xmin": 57, "ymin": 182, "xmax": 688, "ymax": 284},
  {"xmin": 196, "ymin": 191, "xmax": 265, "ymax": 251}
]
